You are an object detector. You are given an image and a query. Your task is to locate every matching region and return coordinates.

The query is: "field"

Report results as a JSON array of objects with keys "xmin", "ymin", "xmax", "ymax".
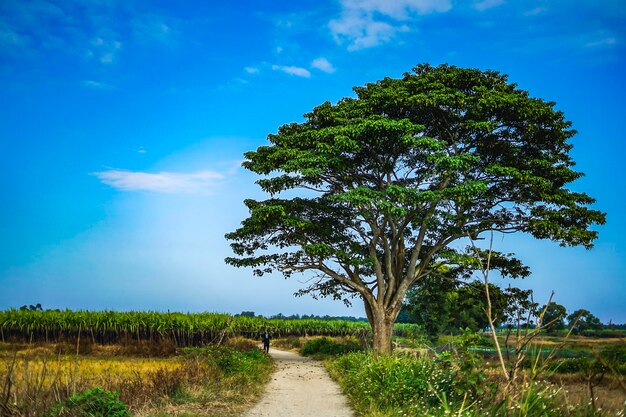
[
  {"xmin": 0, "ymin": 309, "xmax": 416, "ymax": 416},
  {"xmin": 1, "ymin": 309, "xmax": 624, "ymax": 417},
  {"xmin": 0, "ymin": 338, "xmax": 274, "ymax": 417},
  {"xmin": 0, "ymin": 309, "xmax": 421, "ymax": 345}
]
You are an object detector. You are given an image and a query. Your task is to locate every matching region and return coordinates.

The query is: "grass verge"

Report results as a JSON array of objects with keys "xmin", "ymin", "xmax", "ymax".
[
  {"xmin": 326, "ymin": 351, "xmax": 625, "ymax": 417},
  {"xmin": 0, "ymin": 341, "xmax": 273, "ymax": 417}
]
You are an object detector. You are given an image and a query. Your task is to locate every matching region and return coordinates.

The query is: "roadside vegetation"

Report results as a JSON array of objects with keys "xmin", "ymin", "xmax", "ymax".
[
  {"xmin": 1, "ymin": 308, "xmax": 624, "ymax": 416},
  {"xmin": 0, "ymin": 338, "xmax": 272, "ymax": 417},
  {"xmin": 0, "ymin": 307, "xmax": 421, "ymax": 416},
  {"xmin": 315, "ymin": 332, "xmax": 626, "ymax": 417}
]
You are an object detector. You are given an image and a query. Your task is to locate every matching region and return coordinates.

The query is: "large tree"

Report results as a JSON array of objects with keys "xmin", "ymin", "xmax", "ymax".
[
  {"xmin": 402, "ymin": 278, "xmax": 516, "ymax": 341},
  {"xmin": 568, "ymin": 309, "xmax": 604, "ymax": 334},
  {"xmin": 226, "ymin": 64, "xmax": 605, "ymax": 354},
  {"xmin": 541, "ymin": 302, "xmax": 568, "ymax": 332},
  {"xmin": 401, "ymin": 247, "xmax": 531, "ymax": 341}
]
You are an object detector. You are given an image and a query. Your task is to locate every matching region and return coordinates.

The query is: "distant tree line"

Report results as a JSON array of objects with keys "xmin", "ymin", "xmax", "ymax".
[
  {"xmin": 235, "ymin": 311, "xmax": 368, "ymax": 322},
  {"xmin": 398, "ymin": 281, "xmax": 617, "ymax": 341},
  {"xmin": 19, "ymin": 303, "xmax": 43, "ymax": 311}
]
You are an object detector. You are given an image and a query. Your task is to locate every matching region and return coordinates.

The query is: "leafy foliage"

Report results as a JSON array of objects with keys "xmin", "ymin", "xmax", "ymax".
[
  {"xmin": 501, "ymin": 287, "xmax": 539, "ymax": 328},
  {"xmin": 329, "ymin": 347, "xmax": 619, "ymax": 417},
  {"xmin": 212, "ymin": 346, "xmax": 270, "ymax": 375},
  {"xmin": 402, "ymin": 280, "xmax": 510, "ymax": 340},
  {"xmin": 45, "ymin": 387, "xmax": 130, "ymax": 417},
  {"xmin": 19, "ymin": 303, "xmax": 42, "ymax": 311},
  {"xmin": 330, "ymin": 352, "xmax": 459, "ymax": 409},
  {"xmin": 226, "ymin": 63, "xmax": 605, "ymax": 353},
  {"xmin": 301, "ymin": 337, "xmax": 363, "ymax": 357},
  {"xmin": 541, "ymin": 302, "xmax": 568, "ymax": 331},
  {"xmin": 401, "ymin": 280, "xmax": 544, "ymax": 341},
  {"xmin": 568, "ymin": 309, "xmax": 604, "ymax": 334}
]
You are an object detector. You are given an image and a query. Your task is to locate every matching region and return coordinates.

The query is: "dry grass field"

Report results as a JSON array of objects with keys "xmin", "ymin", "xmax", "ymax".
[{"xmin": 0, "ymin": 340, "xmax": 273, "ymax": 417}]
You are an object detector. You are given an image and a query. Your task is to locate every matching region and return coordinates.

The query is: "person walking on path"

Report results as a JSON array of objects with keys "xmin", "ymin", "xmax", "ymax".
[{"xmin": 261, "ymin": 331, "xmax": 271, "ymax": 353}]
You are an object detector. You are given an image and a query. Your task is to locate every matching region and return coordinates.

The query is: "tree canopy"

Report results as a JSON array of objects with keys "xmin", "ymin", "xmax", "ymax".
[
  {"xmin": 568, "ymin": 309, "xmax": 604, "ymax": 334},
  {"xmin": 226, "ymin": 64, "xmax": 605, "ymax": 353},
  {"xmin": 541, "ymin": 302, "xmax": 568, "ymax": 332},
  {"xmin": 402, "ymin": 279, "xmax": 509, "ymax": 340},
  {"xmin": 402, "ymin": 280, "xmax": 528, "ymax": 340}
]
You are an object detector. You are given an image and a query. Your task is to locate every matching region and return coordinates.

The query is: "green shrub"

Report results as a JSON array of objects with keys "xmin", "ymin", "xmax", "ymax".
[
  {"xmin": 547, "ymin": 357, "xmax": 589, "ymax": 373},
  {"xmin": 216, "ymin": 346, "xmax": 270, "ymax": 375},
  {"xmin": 183, "ymin": 345, "xmax": 270, "ymax": 375},
  {"xmin": 330, "ymin": 352, "xmax": 458, "ymax": 410},
  {"xmin": 301, "ymin": 337, "xmax": 363, "ymax": 357},
  {"xmin": 492, "ymin": 382, "xmax": 565, "ymax": 417},
  {"xmin": 328, "ymin": 351, "xmax": 605, "ymax": 417},
  {"xmin": 45, "ymin": 387, "xmax": 130, "ymax": 417},
  {"xmin": 599, "ymin": 343, "xmax": 626, "ymax": 364},
  {"xmin": 580, "ymin": 329, "xmax": 626, "ymax": 338}
]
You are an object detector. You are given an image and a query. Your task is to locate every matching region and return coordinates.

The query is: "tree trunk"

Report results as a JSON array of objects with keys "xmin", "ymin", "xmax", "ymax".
[
  {"xmin": 366, "ymin": 300, "xmax": 398, "ymax": 354},
  {"xmin": 372, "ymin": 317, "xmax": 394, "ymax": 354}
]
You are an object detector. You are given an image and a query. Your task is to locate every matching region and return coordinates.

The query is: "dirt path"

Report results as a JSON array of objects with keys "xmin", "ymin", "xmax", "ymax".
[{"xmin": 245, "ymin": 349, "xmax": 353, "ymax": 417}]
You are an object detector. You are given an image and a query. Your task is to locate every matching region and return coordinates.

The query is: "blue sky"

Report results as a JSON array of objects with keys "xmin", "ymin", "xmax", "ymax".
[{"xmin": 1, "ymin": 0, "xmax": 624, "ymax": 322}]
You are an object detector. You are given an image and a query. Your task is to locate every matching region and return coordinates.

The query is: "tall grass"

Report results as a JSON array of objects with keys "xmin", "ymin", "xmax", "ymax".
[
  {"xmin": 0, "ymin": 343, "xmax": 273, "ymax": 417},
  {"xmin": 327, "ymin": 351, "xmax": 624, "ymax": 417},
  {"xmin": 330, "ymin": 352, "xmax": 458, "ymax": 409}
]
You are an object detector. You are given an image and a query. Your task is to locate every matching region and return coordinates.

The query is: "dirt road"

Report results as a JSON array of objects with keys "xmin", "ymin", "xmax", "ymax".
[{"xmin": 245, "ymin": 349, "xmax": 353, "ymax": 417}]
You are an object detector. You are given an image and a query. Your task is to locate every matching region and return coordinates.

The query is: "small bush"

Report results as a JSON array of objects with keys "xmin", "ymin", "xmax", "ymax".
[
  {"xmin": 273, "ymin": 336, "xmax": 302, "ymax": 350},
  {"xmin": 599, "ymin": 343, "xmax": 626, "ymax": 364},
  {"xmin": 181, "ymin": 346, "xmax": 271, "ymax": 384},
  {"xmin": 494, "ymin": 381, "xmax": 565, "ymax": 417},
  {"xmin": 45, "ymin": 387, "xmax": 130, "ymax": 417},
  {"xmin": 548, "ymin": 351, "xmax": 626, "ymax": 375},
  {"xmin": 301, "ymin": 337, "xmax": 362, "ymax": 357},
  {"xmin": 213, "ymin": 347, "xmax": 266, "ymax": 374},
  {"xmin": 549, "ymin": 357, "xmax": 588, "ymax": 373},
  {"xmin": 330, "ymin": 352, "xmax": 458, "ymax": 410},
  {"xmin": 580, "ymin": 329, "xmax": 626, "ymax": 338},
  {"xmin": 225, "ymin": 336, "xmax": 258, "ymax": 351}
]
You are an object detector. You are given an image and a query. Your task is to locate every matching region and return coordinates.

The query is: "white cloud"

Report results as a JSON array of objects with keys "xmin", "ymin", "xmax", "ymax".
[
  {"xmin": 472, "ymin": 0, "xmax": 505, "ymax": 12},
  {"xmin": 100, "ymin": 53, "xmax": 113, "ymax": 63},
  {"xmin": 81, "ymin": 80, "xmax": 114, "ymax": 89},
  {"xmin": 0, "ymin": 25, "xmax": 25, "ymax": 49},
  {"xmin": 132, "ymin": 15, "xmax": 176, "ymax": 44},
  {"xmin": 0, "ymin": 2, "xmax": 175, "ymax": 66},
  {"xmin": 93, "ymin": 169, "xmax": 224, "ymax": 193},
  {"xmin": 330, "ymin": 16, "xmax": 404, "ymax": 50},
  {"xmin": 524, "ymin": 7, "xmax": 546, "ymax": 16},
  {"xmin": 343, "ymin": 0, "xmax": 451, "ymax": 18},
  {"xmin": 271, "ymin": 65, "xmax": 311, "ymax": 78},
  {"xmin": 311, "ymin": 57, "xmax": 336, "ymax": 73},
  {"xmin": 88, "ymin": 37, "xmax": 122, "ymax": 64},
  {"xmin": 244, "ymin": 66, "xmax": 259, "ymax": 74},
  {"xmin": 585, "ymin": 37, "xmax": 616, "ymax": 48},
  {"xmin": 329, "ymin": 0, "xmax": 451, "ymax": 50}
]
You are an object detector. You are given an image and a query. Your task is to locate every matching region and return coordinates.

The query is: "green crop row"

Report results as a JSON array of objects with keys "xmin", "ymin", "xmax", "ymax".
[{"xmin": 0, "ymin": 309, "xmax": 421, "ymax": 347}]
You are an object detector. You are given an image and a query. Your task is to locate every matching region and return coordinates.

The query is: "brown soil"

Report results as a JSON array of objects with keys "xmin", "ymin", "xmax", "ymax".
[{"xmin": 245, "ymin": 349, "xmax": 353, "ymax": 417}]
